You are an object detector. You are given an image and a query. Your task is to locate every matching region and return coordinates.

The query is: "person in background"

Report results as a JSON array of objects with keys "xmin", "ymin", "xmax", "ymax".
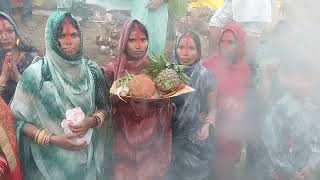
[
  {"xmin": 131, "ymin": 0, "xmax": 168, "ymax": 54},
  {"xmin": 168, "ymin": 31, "xmax": 217, "ymax": 180},
  {"xmin": 0, "ymin": 11, "xmax": 39, "ymax": 104},
  {"xmin": 208, "ymin": 0, "xmax": 272, "ymax": 62},
  {"xmin": 11, "ymin": 12, "xmax": 111, "ymax": 180},
  {"xmin": 0, "ymin": 97, "xmax": 22, "ymax": 180},
  {"xmin": 0, "ymin": 0, "xmax": 35, "ymax": 29},
  {"xmin": 260, "ymin": 65, "xmax": 320, "ymax": 180},
  {"xmin": 203, "ymin": 24, "xmax": 251, "ymax": 180}
]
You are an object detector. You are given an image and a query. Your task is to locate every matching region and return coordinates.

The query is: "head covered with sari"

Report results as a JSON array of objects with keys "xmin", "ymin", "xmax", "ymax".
[
  {"xmin": 103, "ymin": 19, "xmax": 173, "ymax": 180},
  {"xmin": 0, "ymin": 11, "xmax": 37, "ymax": 58},
  {"xmin": 0, "ymin": 11, "xmax": 39, "ymax": 104},
  {"xmin": 203, "ymin": 24, "xmax": 251, "ymax": 180},
  {"xmin": 104, "ymin": 19, "xmax": 149, "ymax": 81},
  {"xmin": 11, "ymin": 11, "xmax": 109, "ymax": 180},
  {"xmin": 204, "ymin": 24, "xmax": 251, "ymax": 99},
  {"xmin": 173, "ymin": 31, "xmax": 202, "ymax": 76}
]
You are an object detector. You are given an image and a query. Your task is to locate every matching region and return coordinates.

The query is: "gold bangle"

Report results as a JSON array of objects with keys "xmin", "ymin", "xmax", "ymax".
[
  {"xmin": 41, "ymin": 131, "xmax": 49, "ymax": 145},
  {"xmin": 94, "ymin": 114, "xmax": 103, "ymax": 127},
  {"xmin": 34, "ymin": 129, "xmax": 42, "ymax": 143},
  {"xmin": 36, "ymin": 130, "xmax": 44, "ymax": 144},
  {"xmin": 44, "ymin": 132, "xmax": 54, "ymax": 146},
  {"xmin": 37, "ymin": 130, "xmax": 47, "ymax": 145},
  {"xmin": 97, "ymin": 112, "xmax": 105, "ymax": 124},
  {"xmin": 93, "ymin": 112, "xmax": 105, "ymax": 128}
]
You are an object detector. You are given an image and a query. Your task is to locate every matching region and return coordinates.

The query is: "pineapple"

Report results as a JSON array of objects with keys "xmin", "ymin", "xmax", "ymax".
[{"xmin": 145, "ymin": 53, "xmax": 190, "ymax": 93}]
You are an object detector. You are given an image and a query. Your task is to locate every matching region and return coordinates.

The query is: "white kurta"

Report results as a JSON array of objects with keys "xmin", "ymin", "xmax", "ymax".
[{"xmin": 232, "ymin": 0, "xmax": 272, "ymax": 22}]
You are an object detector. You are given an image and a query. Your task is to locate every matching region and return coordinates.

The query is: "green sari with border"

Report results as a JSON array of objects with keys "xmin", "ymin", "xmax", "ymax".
[{"xmin": 11, "ymin": 11, "xmax": 113, "ymax": 180}]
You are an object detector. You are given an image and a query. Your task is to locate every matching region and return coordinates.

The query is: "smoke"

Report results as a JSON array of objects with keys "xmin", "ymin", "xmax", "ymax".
[
  {"xmin": 64, "ymin": 1, "xmax": 320, "ymax": 179},
  {"xmin": 241, "ymin": 1, "xmax": 320, "ymax": 180}
]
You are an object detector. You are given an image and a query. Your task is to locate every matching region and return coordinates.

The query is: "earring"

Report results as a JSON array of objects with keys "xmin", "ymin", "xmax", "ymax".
[{"xmin": 16, "ymin": 38, "xmax": 20, "ymax": 46}]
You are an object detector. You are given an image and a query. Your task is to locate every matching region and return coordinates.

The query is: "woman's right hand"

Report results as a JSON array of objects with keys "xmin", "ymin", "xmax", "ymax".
[
  {"xmin": 50, "ymin": 133, "xmax": 87, "ymax": 151},
  {"xmin": 0, "ymin": 57, "xmax": 11, "ymax": 86}
]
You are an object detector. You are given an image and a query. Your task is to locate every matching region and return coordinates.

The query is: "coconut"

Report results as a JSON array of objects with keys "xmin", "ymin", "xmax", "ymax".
[{"xmin": 128, "ymin": 74, "xmax": 156, "ymax": 98}]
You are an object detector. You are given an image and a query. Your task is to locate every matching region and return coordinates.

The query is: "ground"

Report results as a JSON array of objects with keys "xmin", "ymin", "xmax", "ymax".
[
  {"xmin": 13, "ymin": 8, "xmax": 211, "ymax": 66},
  {"xmin": 14, "ymin": 12, "xmax": 111, "ymax": 65}
]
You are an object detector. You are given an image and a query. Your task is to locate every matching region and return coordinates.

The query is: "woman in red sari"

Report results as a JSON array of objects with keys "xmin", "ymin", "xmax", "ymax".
[
  {"xmin": 202, "ymin": 24, "xmax": 251, "ymax": 180},
  {"xmin": 103, "ymin": 19, "xmax": 173, "ymax": 180},
  {"xmin": 0, "ymin": 97, "xmax": 22, "ymax": 180}
]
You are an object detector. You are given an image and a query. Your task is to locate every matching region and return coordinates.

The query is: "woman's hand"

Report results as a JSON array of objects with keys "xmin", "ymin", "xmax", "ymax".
[
  {"xmin": 50, "ymin": 133, "xmax": 87, "ymax": 151},
  {"xmin": 9, "ymin": 60, "xmax": 21, "ymax": 83},
  {"xmin": 293, "ymin": 166, "xmax": 311, "ymax": 180},
  {"xmin": 68, "ymin": 117, "xmax": 96, "ymax": 137},
  {"xmin": 146, "ymin": 0, "xmax": 165, "ymax": 11},
  {"xmin": 0, "ymin": 57, "xmax": 11, "ymax": 86},
  {"xmin": 197, "ymin": 123, "xmax": 211, "ymax": 140}
]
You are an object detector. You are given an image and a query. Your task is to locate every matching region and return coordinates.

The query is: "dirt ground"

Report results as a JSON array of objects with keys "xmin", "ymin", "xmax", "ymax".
[
  {"xmin": 12, "ymin": 8, "xmax": 211, "ymax": 66},
  {"xmin": 13, "ymin": 12, "xmax": 111, "ymax": 65}
]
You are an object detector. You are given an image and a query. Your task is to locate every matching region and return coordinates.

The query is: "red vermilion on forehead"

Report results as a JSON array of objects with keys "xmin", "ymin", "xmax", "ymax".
[
  {"xmin": 184, "ymin": 32, "xmax": 190, "ymax": 55},
  {"xmin": 65, "ymin": 17, "xmax": 71, "ymax": 43},
  {"xmin": 135, "ymin": 24, "xmax": 141, "ymax": 48},
  {"xmin": 0, "ymin": 20, "xmax": 8, "ymax": 38}
]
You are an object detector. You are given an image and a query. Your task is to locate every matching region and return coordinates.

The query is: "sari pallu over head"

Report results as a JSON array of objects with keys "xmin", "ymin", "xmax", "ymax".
[
  {"xmin": 203, "ymin": 24, "xmax": 251, "ymax": 128},
  {"xmin": 170, "ymin": 31, "xmax": 216, "ymax": 180},
  {"xmin": 0, "ymin": 11, "xmax": 39, "ymax": 104},
  {"xmin": 103, "ymin": 19, "xmax": 173, "ymax": 180},
  {"xmin": 0, "ymin": 11, "xmax": 37, "ymax": 58},
  {"xmin": 104, "ymin": 19, "xmax": 149, "ymax": 82},
  {"xmin": 11, "ymin": 11, "xmax": 109, "ymax": 180},
  {"xmin": 203, "ymin": 25, "xmax": 251, "ymax": 180},
  {"xmin": 172, "ymin": 31, "xmax": 216, "ymax": 134}
]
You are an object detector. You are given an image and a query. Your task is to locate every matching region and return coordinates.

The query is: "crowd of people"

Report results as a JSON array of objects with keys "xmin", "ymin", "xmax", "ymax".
[{"xmin": 0, "ymin": 0, "xmax": 320, "ymax": 180}]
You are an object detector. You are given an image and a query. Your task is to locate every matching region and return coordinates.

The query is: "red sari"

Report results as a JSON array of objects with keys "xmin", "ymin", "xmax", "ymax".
[
  {"xmin": 103, "ymin": 20, "xmax": 173, "ymax": 180},
  {"xmin": 0, "ymin": 98, "xmax": 22, "ymax": 180},
  {"xmin": 202, "ymin": 24, "xmax": 251, "ymax": 180}
]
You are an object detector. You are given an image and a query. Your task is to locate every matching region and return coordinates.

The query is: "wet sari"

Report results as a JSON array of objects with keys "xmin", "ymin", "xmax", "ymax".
[
  {"xmin": 169, "ymin": 32, "xmax": 216, "ymax": 180},
  {"xmin": 103, "ymin": 19, "xmax": 173, "ymax": 180},
  {"xmin": 203, "ymin": 24, "xmax": 251, "ymax": 180}
]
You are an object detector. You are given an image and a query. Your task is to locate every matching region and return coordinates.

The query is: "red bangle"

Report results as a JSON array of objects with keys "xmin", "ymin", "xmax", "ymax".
[{"xmin": 0, "ymin": 156, "xmax": 7, "ymax": 176}]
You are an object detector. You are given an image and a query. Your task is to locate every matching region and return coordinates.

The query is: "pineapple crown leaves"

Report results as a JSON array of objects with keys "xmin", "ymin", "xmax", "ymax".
[{"xmin": 145, "ymin": 52, "xmax": 190, "ymax": 84}]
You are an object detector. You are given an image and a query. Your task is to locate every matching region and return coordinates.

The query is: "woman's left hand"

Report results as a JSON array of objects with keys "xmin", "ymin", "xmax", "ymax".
[
  {"xmin": 197, "ymin": 123, "xmax": 211, "ymax": 140},
  {"xmin": 293, "ymin": 166, "xmax": 311, "ymax": 180},
  {"xmin": 146, "ymin": 0, "xmax": 165, "ymax": 11},
  {"xmin": 68, "ymin": 117, "xmax": 96, "ymax": 137},
  {"xmin": 9, "ymin": 60, "xmax": 21, "ymax": 83}
]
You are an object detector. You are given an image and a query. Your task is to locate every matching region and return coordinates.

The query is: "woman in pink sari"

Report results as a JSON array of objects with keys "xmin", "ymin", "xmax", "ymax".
[
  {"xmin": 202, "ymin": 24, "xmax": 251, "ymax": 180},
  {"xmin": 103, "ymin": 19, "xmax": 173, "ymax": 180}
]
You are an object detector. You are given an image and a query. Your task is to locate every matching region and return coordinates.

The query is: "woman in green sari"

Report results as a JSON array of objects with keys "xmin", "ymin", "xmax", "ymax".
[{"xmin": 10, "ymin": 11, "xmax": 112, "ymax": 180}]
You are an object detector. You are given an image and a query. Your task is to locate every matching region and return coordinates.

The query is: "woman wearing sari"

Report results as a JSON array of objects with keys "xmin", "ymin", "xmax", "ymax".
[
  {"xmin": 0, "ymin": 97, "xmax": 22, "ymax": 180},
  {"xmin": 11, "ymin": 12, "xmax": 111, "ymax": 180},
  {"xmin": 168, "ymin": 31, "xmax": 217, "ymax": 180},
  {"xmin": 203, "ymin": 24, "xmax": 251, "ymax": 180},
  {"xmin": 103, "ymin": 19, "xmax": 173, "ymax": 180},
  {"xmin": 0, "ymin": 11, "xmax": 40, "ymax": 104}
]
